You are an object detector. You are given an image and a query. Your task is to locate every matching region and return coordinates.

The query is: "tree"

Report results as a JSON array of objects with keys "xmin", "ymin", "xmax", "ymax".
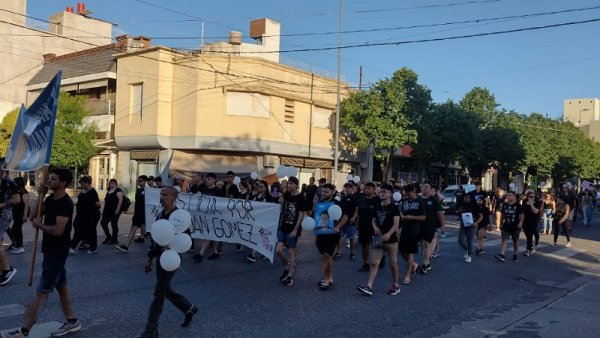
[
  {"xmin": 459, "ymin": 86, "xmax": 499, "ymax": 128},
  {"xmin": 50, "ymin": 92, "xmax": 97, "ymax": 170},
  {"xmin": 0, "ymin": 107, "xmax": 20, "ymax": 156},
  {"xmin": 340, "ymin": 68, "xmax": 430, "ymax": 179}
]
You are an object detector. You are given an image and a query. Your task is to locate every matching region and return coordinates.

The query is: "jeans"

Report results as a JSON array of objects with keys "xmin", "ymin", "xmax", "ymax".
[
  {"xmin": 458, "ymin": 224, "xmax": 475, "ymax": 255},
  {"xmin": 542, "ymin": 209, "xmax": 553, "ymax": 234},
  {"xmin": 582, "ymin": 205, "xmax": 593, "ymax": 227},
  {"xmin": 146, "ymin": 258, "xmax": 192, "ymax": 333}
]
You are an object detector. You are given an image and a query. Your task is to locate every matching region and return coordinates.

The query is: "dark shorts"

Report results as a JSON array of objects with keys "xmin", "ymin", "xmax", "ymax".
[
  {"xmin": 37, "ymin": 254, "xmax": 68, "ymax": 294},
  {"xmin": 341, "ymin": 225, "xmax": 357, "ymax": 239},
  {"xmin": 501, "ymin": 229, "xmax": 521, "ymax": 242},
  {"xmin": 316, "ymin": 234, "xmax": 340, "ymax": 256},
  {"xmin": 420, "ymin": 228, "xmax": 436, "ymax": 243},
  {"xmin": 277, "ymin": 231, "xmax": 298, "ymax": 249},
  {"xmin": 357, "ymin": 224, "xmax": 373, "ymax": 244},
  {"xmin": 399, "ymin": 232, "xmax": 420, "ymax": 254}
]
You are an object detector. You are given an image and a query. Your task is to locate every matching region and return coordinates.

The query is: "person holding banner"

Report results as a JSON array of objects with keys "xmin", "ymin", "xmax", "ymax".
[
  {"xmin": 0, "ymin": 163, "xmax": 19, "ymax": 286},
  {"xmin": 191, "ymin": 173, "xmax": 224, "ymax": 262},
  {"xmin": 100, "ymin": 179, "xmax": 124, "ymax": 245},
  {"xmin": 313, "ymin": 184, "xmax": 347, "ymax": 290},
  {"xmin": 3, "ymin": 169, "xmax": 81, "ymax": 338},
  {"xmin": 276, "ymin": 176, "xmax": 306, "ymax": 287},
  {"xmin": 137, "ymin": 186, "xmax": 197, "ymax": 338}
]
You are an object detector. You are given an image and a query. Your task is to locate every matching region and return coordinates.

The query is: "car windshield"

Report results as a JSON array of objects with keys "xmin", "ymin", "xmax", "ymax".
[{"xmin": 443, "ymin": 190, "xmax": 456, "ymax": 198}]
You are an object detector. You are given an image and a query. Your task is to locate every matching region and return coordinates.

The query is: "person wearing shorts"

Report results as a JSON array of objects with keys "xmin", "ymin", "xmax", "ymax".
[
  {"xmin": 336, "ymin": 182, "xmax": 358, "ymax": 259},
  {"xmin": 357, "ymin": 184, "xmax": 401, "ymax": 296},
  {"xmin": 398, "ymin": 184, "xmax": 425, "ymax": 285},
  {"xmin": 4, "ymin": 169, "xmax": 81, "ymax": 338},
  {"xmin": 275, "ymin": 176, "xmax": 306, "ymax": 287},
  {"xmin": 419, "ymin": 182, "xmax": 444, "ymax": 274},
  {"xmin": 495, "ymin": 191, "xmax": 524, "ymax": 263},
  {"xmin": 313, "ymin": 184, "xmax": 346, "ymax": 290},
  {"xmin": 355, "ymin": 182, "xmax": 380, "ymax": 271}
]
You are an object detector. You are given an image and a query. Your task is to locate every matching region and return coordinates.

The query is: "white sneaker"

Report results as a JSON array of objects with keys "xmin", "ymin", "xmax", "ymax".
[
  {"xmin": 69, "ymin": 248, "xmax": 75, "ymax": 255},
  {"xmin": 465, "ymin": 256, "xmax": 472, "ymax": 263},
  {"xmin": 566, "ymin": 242, "xmax": 572, "ymax": 248},
  {"xmin": 10, "ymin": 247, "xmax": 25, "ymax": 254},
  {"xmin": 464, "ymin": 251, "xmax": 469, "ymax": 259}
]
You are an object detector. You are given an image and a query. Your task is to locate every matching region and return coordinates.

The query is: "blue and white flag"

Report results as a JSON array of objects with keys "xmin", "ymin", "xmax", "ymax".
[{"xmin": 4, "ymin": 71, "xmax": 62, "ymax": 171}]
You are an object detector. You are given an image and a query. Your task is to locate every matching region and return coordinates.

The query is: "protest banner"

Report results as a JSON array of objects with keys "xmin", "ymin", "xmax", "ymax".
[{"xmin": 145, "ymin": 187, "xmax": 281, "ymax": 262}]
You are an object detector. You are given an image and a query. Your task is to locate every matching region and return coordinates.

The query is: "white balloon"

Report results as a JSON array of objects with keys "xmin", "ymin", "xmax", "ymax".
[
  {"xmin": 159, "ymin": 249, "xmax": 181, "ymax": 271},
  {"xmin": 346, "ymin": 174, "xmax": 353, "ymax": 182},
  {"xmin": 169, "ymin": 232, "xmax": 192, "ymax": 254},
  {"xmin": 509, "ymin": 183, "xmax": 515, "ymax": 190},
  {"xmin": 276, "ymin": 165, "xmax": 287, "ymax": 178},
  {"xmin": 334, "ymin": 196, "xmax": 341, "ymax": 201},
  {"xmin": 352, "ymin": 176, "xmax": 361, "ymax": 184},
  {"xmin": 301, "ymin": 217, "xmax": 316, "ymax": 231},
  {"xmin": 286, "ymin": 166, "xmax": 297, "ymax": 178},
  {"xmin": 169, "ymin": 209, "xmax": 192, "ymax": 234},
  {"xmin": 328, "ymin": 205, "xmax": 343, "ymax": 221},
  {"xmin": 540, "ymin": 181, "xmax": 546, "ymax": 187},
  {"xmin": 393, "ymin": 191, "xmax": 402, "ymax": 201},
  {"xmin": 250, "ymin": 171, "xmax": 259, "ymax": 180},
  {"xmin": 233, "ymin": 176, "xmax": 241, "ymax": 185},
  {"xmin": 150, "ymin": 219, "xmax": 175, "ymax": 246}
]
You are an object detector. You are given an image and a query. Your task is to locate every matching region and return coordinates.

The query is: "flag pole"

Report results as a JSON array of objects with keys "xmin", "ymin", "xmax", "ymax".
[{"xmin": 27, "ymin": 166, "xmax": 48, "ymax": 286}]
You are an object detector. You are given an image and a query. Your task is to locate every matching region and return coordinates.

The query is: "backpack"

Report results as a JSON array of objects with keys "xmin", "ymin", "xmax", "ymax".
[{"xmin": 120, "ymin": 195, "xmax": 131, "ymax": 213}]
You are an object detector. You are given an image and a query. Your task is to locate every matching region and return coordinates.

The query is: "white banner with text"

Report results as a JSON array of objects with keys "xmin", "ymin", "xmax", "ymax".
[{"xmin": 145, "ymin": 187, "xmax": 280, "ymax": 262}]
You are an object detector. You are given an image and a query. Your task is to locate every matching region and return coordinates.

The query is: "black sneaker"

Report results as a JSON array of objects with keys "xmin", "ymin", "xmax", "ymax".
[
  {"xmin": 358, "ymin": 263, "xmax": 370, "ymax": 272},
  {"xmin": 495, "ymin": 254, "xmax": 506, "ymax": 262},
  {"xmin": 78, "ymin": 244, "xmax": 90, "ymax": 251},
  {"xmin": 207, "ymin": 252, "xmax": 220, "ymax": 260},
  {"xmin": 279, "ymin": 269, "xmax": 290, "ymax": 282},
  {"xmin": 191, "ymin": 253, "xmax": 203, "ymax": 262},
  {"xmin": 234, "ymin": 244, "xmax": 243, "ymax": 252},
  {"xmin": 357, "ymin": 284, "xmax": 373, "ymax": 296},
  {"xmin": 512, "ymin": 254, "xmax": 518, "ymax": 262},
  {"xmin": 419, "ymin": 264, "xmax": 431, "ymax": 274},
  {"xmin": 348, "ymin": 253, "xmax": 355, "ymax": 260},
  {"xmin": 283, "ymin": 276, "xmax": 294, "ymax": 286},
  {"xmin": 245, "ymin": 254, "xmax": 257, "ymax": 263},
  {"xmin": 0, "ymin": 266, "xmax": 17, "ymax": 286},
  {"xmin": 477, "ymin": 249, "xmax": 485, "ymax": 256},
  {"xmin": 181, "ymin": 305, "xmax": 198, "ymax": 327}
]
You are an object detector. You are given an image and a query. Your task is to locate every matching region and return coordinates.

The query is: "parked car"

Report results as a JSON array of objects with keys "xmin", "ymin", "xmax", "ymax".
[{"xmin": 442, "ymin": 184, "xmax": 476, "ymax": 214}]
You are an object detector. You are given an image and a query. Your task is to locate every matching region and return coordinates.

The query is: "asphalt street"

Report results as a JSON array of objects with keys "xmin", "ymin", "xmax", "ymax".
[{"xmin": 1, "ymin": 211, "xmax": 599, "ymax": 338}]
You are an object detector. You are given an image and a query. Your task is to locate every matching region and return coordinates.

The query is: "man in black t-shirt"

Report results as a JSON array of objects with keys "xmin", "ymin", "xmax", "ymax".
[
  {"xmin": 116, "ymin": 175, "xmax": 148, "ymax": 253},
  {"xmin": 8, "ymin": 169, "xmax": 81, "ymax": 338},
  {"xmin": 355, "ymin": 182, "xmax": 380, "ymax": 271},
  {"xmin": 336, "ymin": 182, "xmax": 358, "ymax": 259},
  {"xmin": 495, "ymin": 191, "xmax": 524, "ymax": 262},
  {"xmin": 303, "ymin": 177, "xmax": 318, "ymax": 215},
  {"xmin": 398, "ymin": 184, "xmax": 426, "ymax": 285},
  {"xmin": 357, "ymin": 184, "xmax": 401, "ymax": 296},
  {"xmin": 276, "ymin": 176, "xmax": 306, "ymax": 287},
  {"xmin": 419, "ymin": 182, "xmax": 445, "ymax": 274},
  {"xmin": 0, "ymin": 163, "xmax": 19, "ymax": 286}
]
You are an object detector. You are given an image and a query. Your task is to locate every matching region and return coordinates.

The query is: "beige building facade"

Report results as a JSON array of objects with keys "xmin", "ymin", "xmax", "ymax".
[
  {"xmin": 0, "ymin": 0, "xmax": 112, "ymax": 118},
  {"xmin": 114, "ymin": 43, "xmax": 355, "ymax": 188},
  {"xmin": 564, "ymin": 98, "xmax": 600, "ymax": 141}
]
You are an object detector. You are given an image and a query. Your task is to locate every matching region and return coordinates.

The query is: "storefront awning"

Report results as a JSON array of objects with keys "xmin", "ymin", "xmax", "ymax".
[{"xmin": 169, "ymin": 150, "xmax": 257, "ymax": 175}]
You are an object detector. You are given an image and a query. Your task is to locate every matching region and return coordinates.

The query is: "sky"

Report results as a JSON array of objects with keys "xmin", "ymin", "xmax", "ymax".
[{"xmin": 26, "ymin": 0, "xmax": 600, "ymax": 119}]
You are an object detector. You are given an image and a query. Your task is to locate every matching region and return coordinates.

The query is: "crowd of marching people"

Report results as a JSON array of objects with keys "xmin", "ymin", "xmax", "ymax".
[{"xmin": 0, "ymin": 166, "xmax": 595, "ymax": 337}]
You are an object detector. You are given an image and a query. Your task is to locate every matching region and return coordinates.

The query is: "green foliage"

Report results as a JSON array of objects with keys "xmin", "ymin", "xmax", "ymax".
[
  {"xmin": 0, "ymin": 107, "xmax": 20, "ymax": 156},
  {"xmin": 49, "ymin": 92, "xmax": 97, "ymax": 169},
  {"xmin": 340, "ymin": 67, "xmax": 430, "ymax": 178}
]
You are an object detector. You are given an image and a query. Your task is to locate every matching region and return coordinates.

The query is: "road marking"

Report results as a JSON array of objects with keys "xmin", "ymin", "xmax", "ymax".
[
  {"xmin": 544, "ymin": 247, "xmax": 586, "ymax": 260},
  {"xmin": 1, "ymin": 321, "xmax": 62, "ymax": 338},
  {"xmin": 0, "ymin": 304, "xmax": 24, "ymax": 318}
]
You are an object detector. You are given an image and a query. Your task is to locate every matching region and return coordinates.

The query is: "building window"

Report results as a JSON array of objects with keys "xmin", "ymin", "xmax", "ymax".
[
  {"xmin": 226, "ymin": 92, "xmax": 269, "ymax": 118},
  {"xmin": 284, "ymin": 99, "xmax": 295, "ymax": 123},
  {"xmin": 131, "ymin": 83, "xmax": 143, "ymax": 115}
]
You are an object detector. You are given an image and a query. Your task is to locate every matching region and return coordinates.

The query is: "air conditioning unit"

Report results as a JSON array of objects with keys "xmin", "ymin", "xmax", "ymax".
[{"xmin": 263, "ymin": 155, "xmax": 280, "ymax": 168}]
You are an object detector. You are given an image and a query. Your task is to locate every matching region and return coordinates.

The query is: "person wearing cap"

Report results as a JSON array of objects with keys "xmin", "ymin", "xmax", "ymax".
[
  {"xmin": 116, "ymin": 175, "xmax": 148, "ymax": 253},
  {"xmin": 0, "ymin": 160, "xmax": 19, "ymax": 286},
  {"xmin": 276, "ymin": 176, "xmax": 306, "ymax": 287}
]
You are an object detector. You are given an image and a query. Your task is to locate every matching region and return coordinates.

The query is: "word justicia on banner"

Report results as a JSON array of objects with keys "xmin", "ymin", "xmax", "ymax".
[{"xmin": 144, "ymin": 188, "xmax": 281, "ymax": 262}]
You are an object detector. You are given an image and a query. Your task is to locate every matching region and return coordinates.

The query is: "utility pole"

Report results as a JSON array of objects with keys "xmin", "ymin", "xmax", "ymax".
[
  {"xmin": 333, "ymin": 0, "xmax": 343, "ymax": 185},
  {"xmin": 358, "ymin": 65, "xmax": 363, "ymax": 91}
]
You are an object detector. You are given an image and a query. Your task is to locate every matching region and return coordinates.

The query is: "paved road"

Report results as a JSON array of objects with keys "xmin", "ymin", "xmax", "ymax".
[{"xmin": 1, "ymin": 212, "xmax": 599, "ymax": 337}]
